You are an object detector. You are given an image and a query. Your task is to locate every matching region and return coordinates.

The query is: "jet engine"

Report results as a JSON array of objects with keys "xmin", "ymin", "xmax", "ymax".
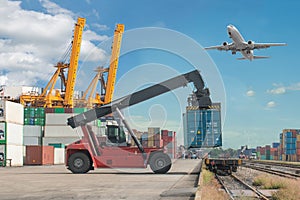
[
  {"xmin": 223, "ymin": 42, "xmax": 228, "ymax": 46},
  {"xmin": 247, "ymin": 40, "xmax": 255, "ymax": 49}
]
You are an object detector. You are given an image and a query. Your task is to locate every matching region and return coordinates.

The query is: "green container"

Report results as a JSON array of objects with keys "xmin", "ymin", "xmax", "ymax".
[
  {"xmin": 24, "ymin": 107, "xmax": 35, "ymax": 118},
  {"xmin": 24, "ymin": 118, "xmax": 30, "ymax": 125},
  {"xmin": 48, "ymin": 143, "xmax": 65, "ymax": 148},
  {"xmin": 54, "ymin": 108, "xmax": 65, "ymax": 113},
  {"xmin": 73, "ymin": 108, "xmax": 86, "ymax": 113},
  {"xmin": 35, "ymin": 108, "xmax": 45, "ymax": 118},
  {"xmin": 34, "ymin": 118, "xmax": 45, "ymax": 126},
  {"xmin": 97, "ymin": 120, "xmax": 101, "ymax": 127}
]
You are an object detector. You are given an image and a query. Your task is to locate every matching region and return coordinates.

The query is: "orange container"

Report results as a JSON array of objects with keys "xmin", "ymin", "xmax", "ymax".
[{"xmin": 25, "ymin": 145, "xmax": 54, "ymax": 165}]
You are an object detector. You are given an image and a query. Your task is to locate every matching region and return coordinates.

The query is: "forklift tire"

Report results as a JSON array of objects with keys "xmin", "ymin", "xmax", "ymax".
[
  {"xmin": 149, "ymin": 152, "xmax": 172, "ymax": 174},
  {"xmin": 68, "ymin": 152, "xmax": 91, "ymax": 174}
]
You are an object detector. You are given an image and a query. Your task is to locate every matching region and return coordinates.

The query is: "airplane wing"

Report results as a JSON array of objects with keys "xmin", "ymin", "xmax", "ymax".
[
  {"xmin": 252, "ymin": 43, "xmax": 287, "ymax": 50},
  {"xmin": 204, "ymin": 43, "xmax": 236, "ymax": 51}
]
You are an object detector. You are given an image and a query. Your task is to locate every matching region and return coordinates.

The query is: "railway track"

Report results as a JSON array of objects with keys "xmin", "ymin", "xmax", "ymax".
[
  {"xmin": 243, "ymin": 161, "xmax": 300, "ymax": 179},
  {"xmin": 216, "ymin": 173, "xmax": 270, "ymax": 200}
]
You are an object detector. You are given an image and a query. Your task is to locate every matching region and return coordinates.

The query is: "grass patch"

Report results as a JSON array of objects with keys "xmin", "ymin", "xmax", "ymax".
[
  {"xmin": 272, "ymin": 179, "xmax": 300, "ymax": 200},
  {"xmin": 202, "ymin": 168, "xmax": 214, "ymax": 185},
  {"xmin": 252, "ymin": 174, "xmax": 300, "ymax": 200},
  {"xmin": 252, "ymin": 175, "xmax": 285, "ymax": 189},
  {"xmin": 199, "ymin": 168, "xmax": 229, "ymax": 200}
]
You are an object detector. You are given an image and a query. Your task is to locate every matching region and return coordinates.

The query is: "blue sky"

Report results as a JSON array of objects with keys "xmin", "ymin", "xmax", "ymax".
[{"xmin": 1, "ymin": 0, "xmax": 300, "ymax": 148}]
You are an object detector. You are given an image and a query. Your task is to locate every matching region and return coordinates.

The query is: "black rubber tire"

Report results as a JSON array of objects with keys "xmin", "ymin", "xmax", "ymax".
[
  {"xmin": 68, "ymin": 152, "xmax": 91, "ymax": 174},
  {"xmin": 149, "ymin": 153, "xmax": 172, "ymax": 174}
]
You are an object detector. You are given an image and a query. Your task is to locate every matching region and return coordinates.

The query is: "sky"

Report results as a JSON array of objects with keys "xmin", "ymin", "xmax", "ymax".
[{"xmin": 1, "ymin": 0, "xmax": 300, "ymax": 148}]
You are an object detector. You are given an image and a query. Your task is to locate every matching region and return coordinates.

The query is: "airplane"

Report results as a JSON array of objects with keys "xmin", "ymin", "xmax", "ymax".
[{"xmin": 204, "ymin": 24, "xmax": 287, "ymax": 60}]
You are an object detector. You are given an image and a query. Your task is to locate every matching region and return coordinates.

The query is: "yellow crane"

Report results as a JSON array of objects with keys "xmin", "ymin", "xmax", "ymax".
[
  {"xmin": 20, "ymin": 17, "xmax": 85, "ymax": 108},
  {"xmin": 75, "ymin": 24, "xmax": 124, "ymax": 108}
]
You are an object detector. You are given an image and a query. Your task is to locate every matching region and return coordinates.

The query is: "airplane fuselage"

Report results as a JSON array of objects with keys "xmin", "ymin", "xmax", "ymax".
[{"xmin": 227, "ymin": 25, "xmax": 254, "ymax": 60}]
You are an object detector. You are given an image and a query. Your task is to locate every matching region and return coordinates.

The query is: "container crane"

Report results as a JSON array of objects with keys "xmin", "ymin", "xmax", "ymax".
[
  {"xmin": 75, "ymin": 24, "xmax": 124, "ymax": 108},
  {"xmin": 20, "ymin": 17, "xmax": 85, "ymax": 108}
]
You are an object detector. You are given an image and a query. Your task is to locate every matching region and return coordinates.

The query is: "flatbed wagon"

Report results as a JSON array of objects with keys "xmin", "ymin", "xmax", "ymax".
[{"xmin": 205, "ymin": 158, "xmax": 242, "ymax": 175}]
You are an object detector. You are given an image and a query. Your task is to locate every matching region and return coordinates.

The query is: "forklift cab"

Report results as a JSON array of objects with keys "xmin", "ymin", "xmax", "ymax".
[{"xmin": 106, "ymin": 125, "xmax": 127, "ymax": 145}]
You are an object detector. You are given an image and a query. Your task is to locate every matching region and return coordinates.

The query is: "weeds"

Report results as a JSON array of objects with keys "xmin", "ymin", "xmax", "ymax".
[{"xmin": 252, "ymin": 174, "xmax": 300, "ymax": 200}]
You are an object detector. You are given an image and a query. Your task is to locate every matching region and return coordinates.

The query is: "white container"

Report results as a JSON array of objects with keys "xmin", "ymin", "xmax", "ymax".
[
  {"xmin": 0, "ymin": 144, "xmax": 5, "ymax": 161},
  {"xmin": 23, "ymin": 136, "xmax": 42, "ymax": 146},
  {"xmin": 45, "ymin": 113, "xmax": 76, "ymax": 126},
  {"xmin": 5, "ymin": 123, "xmax": 23, "ymax": 146},
  {"xmin": 0, "ymin": 122, "xmax": 6, "ymax": 142},
  {"xmin": 0, "ymin": 100, "xmax": 24, "ymax": 124},
  {"xmin": 44, "ymin": 125, "xmax": 83, "ymax": 137},
  {"xmin": 54, "ymin": 148, "xmax": 65, "ymax": 164},
  {"xmin": 23, "ymin": 125, "xmax": 43, "ymax": 137},
  {"xmin": 43, "ymin": 137, "xmax": 80, "ymax": 146},
  {"xmin": 6, "ymin": 144, "xmax": 23, "ymax": 166}
]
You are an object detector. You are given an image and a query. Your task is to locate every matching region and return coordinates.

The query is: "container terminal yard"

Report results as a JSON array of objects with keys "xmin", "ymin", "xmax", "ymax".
[{"xmin": 1, "ymin": 1, "xmax": 300, "ymax": 200}]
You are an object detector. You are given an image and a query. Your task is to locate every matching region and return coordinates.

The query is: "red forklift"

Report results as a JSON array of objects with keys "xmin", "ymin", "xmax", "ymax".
[{"xmin": 66, "ymin": 70, "xmax": 212, "ymax": 174}]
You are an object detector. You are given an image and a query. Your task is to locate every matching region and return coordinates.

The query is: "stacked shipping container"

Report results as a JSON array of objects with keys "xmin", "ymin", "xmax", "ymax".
[
  {"xmin": 256, "ymin": 129, "xmax": 300, "ymax": 162},
  {"xmin": 183, "ymin": 107, "xmax": 222, "ymax": 148},
  {"xmin": 0, "ymin": 100, "xmax": 24, "ymax": 166}
]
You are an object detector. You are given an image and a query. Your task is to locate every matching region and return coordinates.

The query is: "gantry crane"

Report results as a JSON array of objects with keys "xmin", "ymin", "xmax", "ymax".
[
  {"xmin": 20, "ymin": 17, "xmax": 85, "ymax": 108},
  {"xmin": 74, "ymin": 24, "xmax": 124, "ymax": 108}
]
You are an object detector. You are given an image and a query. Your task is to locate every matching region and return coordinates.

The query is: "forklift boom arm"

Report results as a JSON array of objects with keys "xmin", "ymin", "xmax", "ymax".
[{"xmin": 67, "ymin": 69, "xmax": 211, "ymax": 128}]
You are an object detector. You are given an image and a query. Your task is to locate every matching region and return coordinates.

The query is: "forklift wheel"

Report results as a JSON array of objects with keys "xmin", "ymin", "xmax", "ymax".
[
  {"xmin": 68, "ymin": 152, "xmax": 91, "ymax": 174},
  {"xmin": 149, "ymin": 153, "xmax": 171, "ymax": 174}
]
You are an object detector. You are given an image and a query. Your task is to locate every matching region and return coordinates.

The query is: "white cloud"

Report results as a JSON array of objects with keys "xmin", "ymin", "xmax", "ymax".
[
  {"xmin": 266, "ymin": 101, "xmax": 276, "ymax": 108},
  {"xmin": 267, "ymin": 83, "xmax": 300, "ymax": 95},
  {"xmin": 92, "ymin": 23, "xmax": 110, "ymax": 31},
  {"xmin": 39, "ymin": 0, "xmax": 73, "ymax": 16},
  {"xmin": 246, "ymin": 90, "xmax": 255, "ymax": 97},
  {"xmin": 0, "ymin": 0, "xmax": 109, "ymax": 86}
]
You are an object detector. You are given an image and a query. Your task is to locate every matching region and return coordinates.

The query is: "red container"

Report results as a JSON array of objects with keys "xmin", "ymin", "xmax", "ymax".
[
  {"xmin": 297, "ymin": 149, "xmax": 300, "ymax": 155},
  {"xmin": 142, "ymin": 141, "xmax": 148, "ymax": 147},
  {"xmin": 297, "ymin": 141, "xmax": 300, "ymax": 149},
  {"xmin": 25, "ymin": 146, "xmax": 54, "ymax": 165},
  {"xmin": 64, "ymin": 108, "xmax": 74, "ymax": 113},
  {"xmin": 44, "ymin": 108, "xmax": 55, "ymax": 113}
]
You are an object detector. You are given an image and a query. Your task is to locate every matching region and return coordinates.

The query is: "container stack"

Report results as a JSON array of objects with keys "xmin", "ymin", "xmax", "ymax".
[
  {"xmin": 43, "ymin": 108, "xmax": 88, "ymax": 146},
  {"xmin": 148, "ymin": 127, "xmax": 161, "ymax": 148},
  {"xmin": 0, "ymin": 100, "xmax": 24, "ymax": 166},
  {"xmin": 183, "ymin": 105, "xmax": 222, "ymax": 148},
  {"xmin": 24, "ymin": 107, "xmax": 45, "ymax": 126},
  {"xmin": 297, "ymin": 134, "xmax": 300, "ymax": 162},
  {"xmin": 161, "ymin": 130, "xmax": 176, "ymax": 159}
]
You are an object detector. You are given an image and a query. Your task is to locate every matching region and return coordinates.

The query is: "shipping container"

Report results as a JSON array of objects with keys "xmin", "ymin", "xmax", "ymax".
[
  {"xmin": 23, "ymin": 137, "xmax": 42, "ymax": 146},
  {"xmin": 6, "ymin": 123, "xmax": 23, "ymax": 146},
  {"xmin": 6, "ymin": 144, "xmax": 23, "ymax": 166},
  {"xmin": 272, "ymin": 142, "xmax": 280, "ymax": 148},
  {"xmin": 184, "ymin": 108, "xmax": 221, "ymax": 148},
  {"xmin": 23, "ymin": 125, "xmax": 43, "ymax": 137},
  {"xmin": 44, "ymin": 125, "xmax": 82, "ymax": 137},
  {"xmin": 45, "ymin": 113, "xmax": 76, "ymax": 126},
  {"xmin": 43, "ymin": 137, "xmax": 81, "ymax": 146},
  {"xmin": 0, "ymin": 144, "xmax": 5, "ymax": 166},
  {"xmin": 54, "ymin": 148, "xmax": 65, "ymax": 164},
  {"xmin": 0, "ymin": 100, "xmax": 23, "ymax": 124},
  {"xmin": 25, "ymin": 146, "xmax": 54, "ymax": 165},
  {"xmin": 0, "ymin": 123, "xmax": 6, "ymax": 144}
]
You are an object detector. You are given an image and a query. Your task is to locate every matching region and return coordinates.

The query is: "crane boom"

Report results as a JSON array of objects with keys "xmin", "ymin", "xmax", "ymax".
[
  {"xmin": 64, "ymin": 17, "xmax": 86, "ymax": 107},
  {"xmin": 67, "ymin": 69, "xmax": 212, "ymax": 128},
  {"xmin": 104, "ymin": 24, "xmax": 124, "ymax": 104}
]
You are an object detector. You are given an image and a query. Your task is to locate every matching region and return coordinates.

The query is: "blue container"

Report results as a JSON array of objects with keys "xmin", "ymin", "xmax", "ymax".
[
  {"xmin": 285, "ymin": 132, "xmax": 293, "ymax": 138},
  {"xmin": 272, "ymin": 142, "xmax": 280, "ymax": 148}
]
